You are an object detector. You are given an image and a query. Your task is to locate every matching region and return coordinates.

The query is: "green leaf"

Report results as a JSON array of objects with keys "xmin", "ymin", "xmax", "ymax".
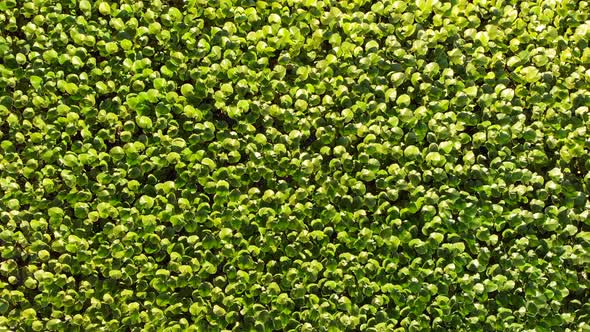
[
  {"xmin": 79, "ymin": 0, "xmax": 91, "ymax": 12},
  {"xmin": 396, "ymin": 94, "xmax": 411, "ymax": 107},
  {"xmin": 519, "ymin": 66, "xmax": 541, "ymax": 83},
  {"xmin": 181, "ymin": 84, "xmax": 194, "ymax": 97},
  {"xmin": 213, "ymin": 305, "xmax": 226, "ymax": 317},
  {"xmin": 404, "ymin": 145, "xmax": 420, "ymax": 159},
  {"xmin": 425, "ymin": 152, "xmax": 446, "ymax": 167},
  {"xmin": 136, "ymin": 116, "xmax": 153, "ymax": 130},
  {"xmin": 64, "ymin": 83, "xmax": 78, "ymax": 95},
  {"xmin": 189, "ymin": 302, "xmax": 203, "ymax": 315},
  {"xmin": 576, "ymin": 232, "xmax": 590, "ymax": 243},
  {"xmin": 105, "ymin": 42, "xmax": 119, "ymax": 54},
  {"xmin": 30, "ymin": 76, "xmax": 43, "ymax": 90},
  {"xmin": 98, "ymin": 1, "xmax": 111, "ymax": 15}
]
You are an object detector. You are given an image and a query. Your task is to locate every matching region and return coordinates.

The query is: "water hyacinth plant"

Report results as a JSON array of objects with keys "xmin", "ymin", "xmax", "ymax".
[{"xmin": 1, "ymin": 0, "xmax": 590, "ymax": 331}]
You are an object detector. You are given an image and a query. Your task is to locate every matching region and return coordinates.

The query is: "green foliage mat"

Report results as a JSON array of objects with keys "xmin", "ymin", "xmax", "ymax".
[{"xmin": 1, "ymin": 0, "xmax": 590, "ymax": 331}]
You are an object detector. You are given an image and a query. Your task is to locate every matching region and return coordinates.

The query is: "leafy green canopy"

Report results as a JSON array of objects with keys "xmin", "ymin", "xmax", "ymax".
[{"xmin": 1, "ymin": 0, "xmax": 590, "ymax": 331}]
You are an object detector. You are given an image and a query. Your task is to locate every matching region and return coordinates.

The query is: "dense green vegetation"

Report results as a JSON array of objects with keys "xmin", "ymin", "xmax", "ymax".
[{"xmin": 1, "ymin": 0, "xmax": 590, "ymax": 330}]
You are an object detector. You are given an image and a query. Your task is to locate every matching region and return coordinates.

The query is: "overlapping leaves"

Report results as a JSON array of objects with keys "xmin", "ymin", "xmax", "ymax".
[{"xmin": 1, "ymin": 0, "xmax": 589, "ymax": 331}]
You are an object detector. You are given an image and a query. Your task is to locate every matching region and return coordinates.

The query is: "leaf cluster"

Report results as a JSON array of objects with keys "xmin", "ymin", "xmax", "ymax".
[{"xmin": 1, "ymin": 0, "xmax": 590, "ymax": 331}]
